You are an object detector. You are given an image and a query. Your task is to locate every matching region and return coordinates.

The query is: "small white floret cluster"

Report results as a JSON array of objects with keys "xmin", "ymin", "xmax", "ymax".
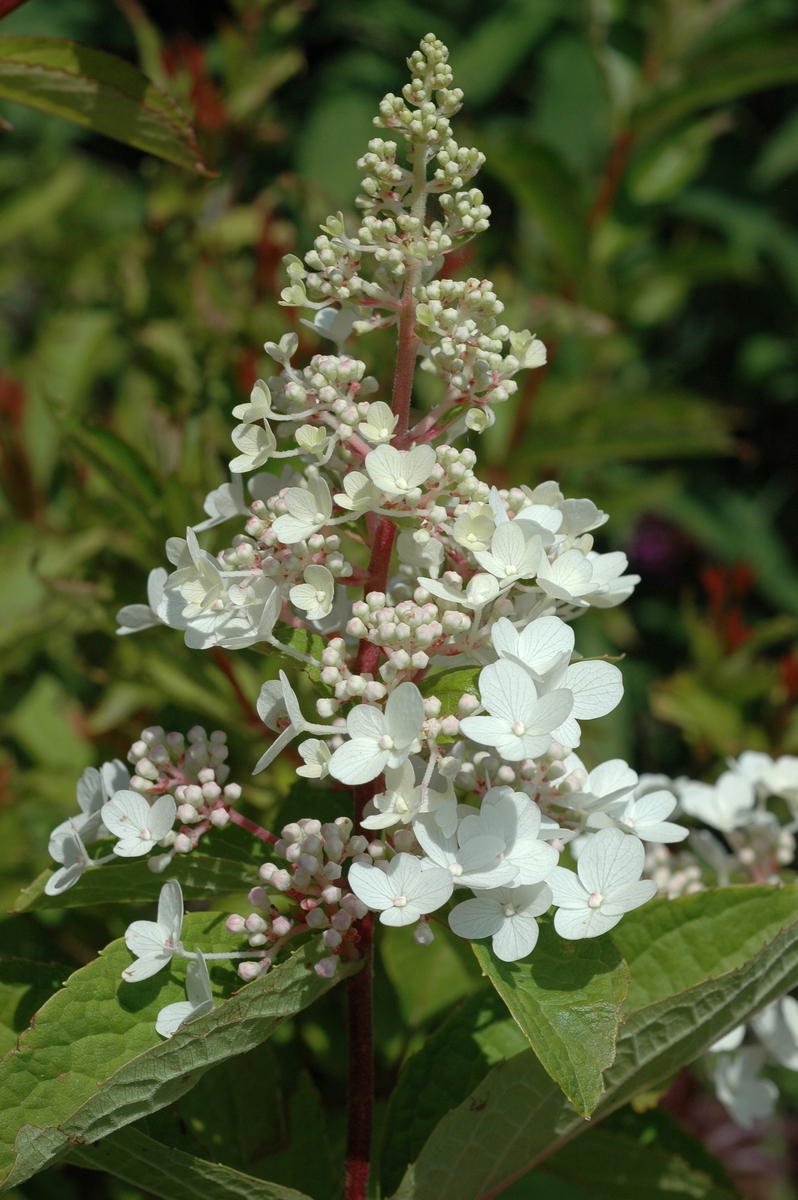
[{"xmin": 45, "ymin": 725, "xmax": 243, "ymax": 896}]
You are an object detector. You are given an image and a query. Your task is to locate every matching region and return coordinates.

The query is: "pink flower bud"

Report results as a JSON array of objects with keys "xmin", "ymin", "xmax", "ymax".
[
  {"xmin": 323, "ymin": 861, "xmax": 343, "ymax": 880},
  {"xmin": 321, "ymin": 885, "xmax": 342, "ymax": 905},
  {"xmin": 202, "ymin": 781, "xmax": 222, "ymax": 801},
  {"xmin": 272, "ymin": 915, "xmax": 293, "ymax": 937},
  {"xmin": 259, "ymin": 861, "xmax": 276, "ymax": 883},
  {"xmin": 271, "ymin": 869, "xmax": 292, "ymax": 891},
  {"xmin": 323, "ymin": 928, "xmax": 343, "ymax": 949},
  {"xmin": 238, "ymin": 961, "xmax": 261, "ymax": 982},
  {"xmin": 226, "ymin": 914, "xmax": 246, "ymax": 934},
  {"xmin": 307, "ymin": 908, "xmax": 330, "ymax": 930},
  {"xmin": 177, "ymin": 804, "xmax": 196, "ymax": 822},
  {"xmin": 245, "ymin": 913, "xmax": 267, "ymax": 933},
  {"xmin": 315, "ymin": 957, "xmax": 338, "ymax": 979},
  {"xmin": 341, "ymin": 894, "xmax": 368, "ymax": 919},
  {"xmin": 173, "ymin": 833, "xmax": 192, "ymax": 854},
  {"xmin": 248, "ymin": 886, "xmax": 268, "ymax": 908},
  {"xmin": 224, "ymin": 782, "xmax": 242, "ymax": 802},
  {"xmin": 347, "ymin": 835, "xmax": 369, "ymax": 856},
  {"xmin": 248, "ymin": 933, "xmax": 267, "ymax": 947},
  {"xmin": 210, "ymin": 808, "xmax": 230, "ymax": 828}
]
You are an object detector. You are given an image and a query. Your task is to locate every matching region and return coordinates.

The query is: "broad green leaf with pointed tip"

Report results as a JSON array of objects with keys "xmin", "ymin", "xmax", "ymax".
[
  {"xmin": 69, "ymin": 1126, "xmax": 314, "ymax": 1200},
  {"xmin": 0, "ymin": 961, "xmax": 65, "ymax": 1057},
  {"xmin": 0, "ymin": 913, "xmax": 358, "ymax": 1190},
  {"xmin": 632, "ymin": 38, "xmax": 798, "ymax": 141},
  {"xmin": 12, "ymin": 824, "xmax": 264, "ymax": 912},
  {"xmin": 473, "ymin": 920, "xmax": 630, "ymax": 1116},
  {"xmin": 388, "ymin": 886, "xmax": 798, "ymax": 1200},
  {"xmin": 0, "ymin": 37, "xmax": 213, "ymax": 173},
  {"xmin": 509, "ymin": 1108, "xmax": 742, "ymax": 1199}
]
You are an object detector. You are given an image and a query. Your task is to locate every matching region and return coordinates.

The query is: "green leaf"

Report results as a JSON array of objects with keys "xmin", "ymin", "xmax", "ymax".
[
  {"xmin": 633, "ymin": 37, "xmax": 798, "ymax": 141},
  {"xmin": 0, "ymin": 159, "xmax": 85, "ymax": 246},
  {"xmin": 12, "ymin": 824, "xmax": 267, "ymax": 912},
  {"xmin": 69, "ymin": 1126, "xmax": 314, "ymax": 1200},
  {"xmin": 379, "ymin": 988, "xmax": 529, "ymax": 1197},
  {"xmin": 514, "ymin": 1108, "xmax": 742, "ymax": 1200},
  {"xmin": 627, "ymin": 115, "xmax": 729, "ymax": 205},
  {"xmin": 388, "ymin": 886, "xmax": 798, "ymax": 1200},
  {"xmin": 481, "ymin": 129, "xmax": 588, "ymax": 278},
  {"xmin": 515, "ymin": 387, "xmax": 731, "ymax": 468},
  {"xmin": 267, "ymin": 626, "xmax": 328, "ymax": 689},
  {"xmin": 0, "ymin": 37, "xmax": 213, "ymax": 173},
  {"xmin": 0, "ymin": 961, "xmax": 65, "ymax": 1058},
  {"xmin": 418, "ymin": 666, "xmax": 480, "ymax": 740},
  {"xmin": 473, "ymin": 920, "xmax": 630, "ymax": 1117},
  {"xmin": 68, "ymin": 424, "xmax": 161, "ymax": 509},
  {"xmin": 0, "ymin": 913, "xmax": 358, "ymax": 1190},
  {"xmin": 449, "ymin": 0, "xmax": 559, "ymax": 108},
  {"xmin": 752, "ymin": 106, "xmax": 798, "ymax": 188},
  {"xmin": 381, "ymin": 923, "xmax": 483, "ymax": 1029}
]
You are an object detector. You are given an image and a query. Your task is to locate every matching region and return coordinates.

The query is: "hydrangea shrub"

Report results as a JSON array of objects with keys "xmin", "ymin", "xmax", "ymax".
[{"xmin": 4, "ymin": 33, "xmax": 798, "ymax": 1200}]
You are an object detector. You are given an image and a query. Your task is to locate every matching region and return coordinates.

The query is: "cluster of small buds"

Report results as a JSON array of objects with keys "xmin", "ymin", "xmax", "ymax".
[
  {"xmin": 127, "ymin": 725, "xmax": 231, "ymax": 793},
  {"xmin": 225, "ymin": 816, "xmax": 374, "ymax": 981}
]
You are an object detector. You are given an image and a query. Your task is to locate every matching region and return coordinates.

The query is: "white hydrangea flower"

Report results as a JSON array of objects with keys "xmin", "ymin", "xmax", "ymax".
[
  {"xmin": 414, "ymin": 813, "xmax": 519, "ymax": 889},
  {"xmin": 761, "ymin": 755, "xmax": 798, "ymax": 807},
  {"xmin": 679, "ymin": 771, "xmax": 757, "ymax": 833},
  {"xmin": 232, "ymin": 379, "xmax": 274, "ymax": 423},
  {"xmin": 166, "ymin": 529, "xmax": 225, "ymax": 617},
  {"xmin": 49, "ymin": 759, "xmax": 127, "ymax": 860},
  {"xmin": 192, "ymin": 477, "xmax": 248, "ymax": 532},
  {"xmin": 334, "ymin": 471, "xmax": 384, "ymax": 513},
  {"xmin": 44, "ymin": 826, "xmax": 92, "ymax": 896},
  {"xmin": 751, "ymin": 997, "xmax": 798, "ymax": 1069},
  {"xmin": 364, "ymin": 444, "xmax": 436, "ymax": 496},
  {"xmin": 296, "ymin": 425, "xmax": 332, "ymax": 458},
  {"xmin": 328, "ymin": 682, "xmax": 424, "ymax": 786},
  {"xmin": 298, "ymin": 307, "xmax": 355, "ymax": 353},
  {"xmin": 558, "ymin": 757, "xmax": 639, "ymax": 818},
  {"xmin": 358, "ymin": 401, "xmax": 398, "ymax": 444},
  {"xmin": 116, "ymin": 568, "xmax": 169, "ymax": 635},
  {"xmin": 714, "ymin": 1047, "xmax": 778, "ymax": 1127},
  {"xmin": 535, "ymin": 549, "xmax": 599, "ymax": 607},
  {"xmin": 452, "ymin": 505, "xmax": 495, "ymax": 553},
  {"xmin": 557, "ymin": 498, "xmax": 608, "ymax": 537},
  {"xmin": 103, "ymin": 791, "xmax": 177, "ymax": 857},
  {"xmin": 513, "ymin": 503, "xmax": 563, "ymax": 546},
  {"xmin": 296, "ymin": 738, "xmax": 332, "ymax": 779},
  {"xmin": 492, "ymin": 615, "xmax": 623, "ymax": 748},
  {"xmin": 396, "ymin": 529, "xmax": 445, "ymax": 579},
  {"xmin": 508, "ymin": 329, "xmax": 546, "ymax": 369},
  {"xmin": 583, "ymin": 551, "xmax": 640, "ymax": 609},
  {"xmin": 348, "ymin": 853, "xmax": 453, "ymax": 926},
  {"xmin": 253, "ymin": 670, "xmax": 334, "ymax": 775},
  {"xmin": 419, "ymin": 572, "xmax": 500, "ymax": 609},
  {"xmin": 229, "ymin": 421, "xmax": 277, "ymax": 473},
  {"xmin": 362, "ymin": 761, "xmax": 421, "ymax": 829},
  {"xmin": 156, "ymin": 949, "xmax": 215, "ymax": 1039},
  {"xmin": 449, "ymin": 882, "xmax": 553, "ymax": 962},
  {"xmin": 473, "ymin": 523, "xmax": 542, "ymax": 585},
  {"xmin": 588, "ymin": 790, "xmax": 689, "ymax": 844},
  {"xmin": 123, "ymin": 880, "xmax": 184, "ymax": 982},
  {"xmin": 272, "ymin": 477, "xmax": 333, "ymax": 543},
  {"xmin": 177, "ymin": 577, "xmax": 281, "ymax": 652},
  {"xmin": 458, "ymin": 788, "xmax": 558, "ymax": 884},
  {"xmin": 459, "ymin": 659, "xmax": 572, "ymax": 761},
  {"xmin": 709, "ymin": 1025, "xmax": 746, "ymax": 1053},
  {"xmin": 548, "ymin": 827, "xmax": 657, "ymax": 938},
  {"xmin": 290, "ymin": 564, "xmax": 335, "ymax": 621}
]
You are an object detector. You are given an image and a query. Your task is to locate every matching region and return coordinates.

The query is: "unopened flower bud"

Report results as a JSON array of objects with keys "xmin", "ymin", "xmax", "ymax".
[
  {"xmin": 210, "ymin": 808, "xmax": 230, "ymax": 827},
  {"xmin": 174, "ymin": 833, "xmax": 192, "ymax": 854},
  {"xmin": 238, "ymin": 961, "xmax": 261, "ymax": 982},
  {"xmin": 414, "ymin": 922, "xmax": 435, "ymax": 946},
  {"xmin": 315, "ymin": 957, "xmax": 338, "ymax": 979},
  {"xmin": 226, "ymin": 914, "xmax": 246, "ymax": 934}
]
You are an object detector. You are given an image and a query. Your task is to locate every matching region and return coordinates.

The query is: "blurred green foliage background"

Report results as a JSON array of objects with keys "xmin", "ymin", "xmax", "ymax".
[{"xmin": 2, "ymin": 0, "xmax": 798, "ymax": 1195}]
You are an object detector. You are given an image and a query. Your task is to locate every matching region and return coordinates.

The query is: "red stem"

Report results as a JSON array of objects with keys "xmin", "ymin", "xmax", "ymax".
[
  {"xmin": 0, "ymin": 0, "xmax": 32, "ymax": 18},
  {"xmin": 211, "ymin": 647, "xmax": 261, "ymax": 730},
  {"xmin": 343, "ymin": 242, "xmax": 421, "ymax": 1200},
  {"xmin": 588, "ymin": 129, "xmax": 634, "ymax": 229},
  {"xmin": 227, "ymin": 807, "xmax": 277, "ymax": 845}
]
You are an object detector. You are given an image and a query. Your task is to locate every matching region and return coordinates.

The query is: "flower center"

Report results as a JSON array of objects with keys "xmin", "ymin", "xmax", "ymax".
[
  {"xmin": 378, "ymin": 734, "xmax": 395, "ymax": 750},
  {"xmin": 587, "ymin": 892, "xmax": 603, "ymax": 909},
  {"xmin": 511, "ymin": 721, "xmax": 526, "ymax": 736},
  {"xmin": 314, "ymin": 511, "xmax": 326, "ymax": 523},
  {"xmin": 140, "ymin": 827, "xmax": 151, "ymax": 840},
  {"xmin": 396, "ymin": 476, "xmax": 408, "ymax": 490},
  {"xmin": 394, "ymin": 894, "xmax": 407, "ymax": 907},
  {"xmin": 450, "ymin": 862, "xmax": 463, "ymax": 877},
  {"xmin": 503, "ymin": 903, "xmax": 517, "ymax": 917},
  {"xmin": 504, "ymin": 564, "xmax": 517, "ymax": 576},
  {"xmin": 315, "ymin": 589, "xmax": 327, "ymax": 602}
]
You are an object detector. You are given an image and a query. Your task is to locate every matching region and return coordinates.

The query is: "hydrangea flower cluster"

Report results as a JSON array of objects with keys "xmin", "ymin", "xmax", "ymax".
[
  {"xmin": 40, "ymin": 35, "xmax": 797, "ymax": 1061},
  {"xmin": 46, "ymin": 726, "xmax": 243, "ymax": 896}
]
